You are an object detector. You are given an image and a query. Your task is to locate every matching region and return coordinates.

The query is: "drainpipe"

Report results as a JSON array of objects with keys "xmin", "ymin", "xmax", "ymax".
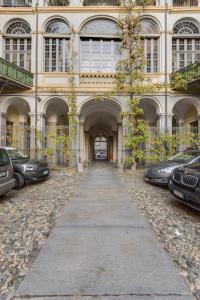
[
  {"xmin": 34, "ymin": 0, "xmax": 39, "ymax": 158},
  {"xmin": 164, "ymin": 0, "xmax": 168, "ymax": 133}
]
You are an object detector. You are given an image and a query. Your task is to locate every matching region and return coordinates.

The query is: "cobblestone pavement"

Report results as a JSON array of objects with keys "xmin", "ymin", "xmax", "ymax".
[
  {"xmin": 120, "ymin": 170, "xmax": 200, "ymax": 300},
  {"xmin": 0, "ymin": 170, "xmax": 83, "ymax": 299}
]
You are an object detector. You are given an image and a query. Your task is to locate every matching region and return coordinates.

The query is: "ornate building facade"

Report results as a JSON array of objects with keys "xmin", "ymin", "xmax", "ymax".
[{"xmin": 0, "ymin": 0, "xmax": 200, "ymax": 166}]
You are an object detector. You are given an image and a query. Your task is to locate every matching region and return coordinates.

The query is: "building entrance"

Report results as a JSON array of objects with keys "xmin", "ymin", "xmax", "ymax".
[{"xmin": 79, "ymin": 98, "xmax": 124, "ymax": 166}]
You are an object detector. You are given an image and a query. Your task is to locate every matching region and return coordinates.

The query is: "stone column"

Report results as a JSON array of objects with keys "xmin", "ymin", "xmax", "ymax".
[
  {"xmin": 167, "ymin": 114, "xmax": 173, "ymax": 134},
  {"xmin": 197, "ymin": 116, "xmax": 200, "ymax": 134},
  {"xmin": 157, "ymin": 114, "xmax": 173, "ymax": 134},
  {"xmin": 77, "ymin": 121, "xmax": 84, "ymax": 172},
  {"xmin": 38, "ymin": 113, "xmax": 46, "ymax": 158},
  {"xmin": 29, "ymin": 113, "xmax": 35, "ymax": 157},
  {"xmin": 0, "ymin": 113, "xmax": 7, "ymax": 147},
  {"xmin": 113, "ymin": 132, "xmax": 117, "ymax": 163},
  {"xmin": 117, "ymin": 124, "xmax": 123, "ymax": 167},
  {"xmin": 46, "ymin": 121, "xmax": 58, "ymax": 166},
  {"xmin": 178, "ymin": 119, "xmax": 185, "ymax": 152},
  {"xmin": 84, "ymin": 131, "xmax": 89, "ymax": 164},
  {"xmin": 29, "ymin": 113, "xmax": 43, "ymax": 158},
  {"xmin": 0, "ymin": 33, "xmax": 3, "ymax": 58}
]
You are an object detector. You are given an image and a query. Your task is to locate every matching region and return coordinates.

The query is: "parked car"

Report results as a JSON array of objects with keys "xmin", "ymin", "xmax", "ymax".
[
  {"xmin": 4, "ymin": 147, "xmax": 49, "ymax": 189},
  {"xmin": 169, "ymin": 163, "xmax": 200, "ymax": 211},
  {"xmin": 0, "ymin": 148, "xmax": 15, "ymax": 196},
  {"xmin": 95, "ymin": 151, "xmax": 107, "ymax": 160},
  {"xmin": 144, "ymin": 150, "xmax": 200, "ymax": 185}
]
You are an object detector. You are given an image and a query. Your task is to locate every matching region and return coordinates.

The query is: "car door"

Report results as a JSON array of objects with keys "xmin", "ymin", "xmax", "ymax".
[{"xmin": 0, "ymin": 149, "xmax": 13, "ymax": 185}]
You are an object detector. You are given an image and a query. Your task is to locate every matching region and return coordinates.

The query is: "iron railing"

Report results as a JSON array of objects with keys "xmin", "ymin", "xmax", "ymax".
[
  {"xmin": 171, "ymin": 62, "xmax": 200, "ymax": 89},
  {"xmin": 0, "ymin": 57, "xmax": 33, "ymax": 87},
  {"xmin": 172, "ymin": 0, "xmax": 198, "ymax": 6}
]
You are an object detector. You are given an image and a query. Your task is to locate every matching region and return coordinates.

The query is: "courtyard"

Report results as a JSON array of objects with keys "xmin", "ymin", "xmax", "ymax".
[{"xmin": 0, "ymin": 164, "xmax": 199, "ymax": 299}]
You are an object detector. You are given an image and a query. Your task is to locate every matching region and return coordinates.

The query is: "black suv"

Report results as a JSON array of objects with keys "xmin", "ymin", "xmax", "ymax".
[
  {"xmin": 169, "ymin": 163, "xmax": 200, "ymax": 211},
  {"xmin": 0, "ymin": 148, "xmax": 15, "ymax": 196},
  {"xmin": 4, "ymin": 147, "xmax": 49, "ymax": 189}
]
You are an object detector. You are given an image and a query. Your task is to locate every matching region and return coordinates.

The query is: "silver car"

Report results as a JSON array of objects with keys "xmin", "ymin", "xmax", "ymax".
[
  {"xmin": 144, "ymin": 150, "xmax": 200, "ymax": 185},
  {"xmin": 0, "ymin": 148, "xmax": 15, "ymax": 196}
]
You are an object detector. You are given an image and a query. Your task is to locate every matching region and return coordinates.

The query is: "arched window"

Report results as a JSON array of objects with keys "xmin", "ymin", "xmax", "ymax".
[
  {"xmin": 80, "ymin": 19, "xmax": 121, "ymax": 73},
  {"xmin": 4, "ymin": 20, "xmax": 31, "ymax": 71},
  {"xmin": 173, "ymin": 0, "xmax": 198, "ymax": 6},
  {"xmin": 172, "ymin": 20, "xmax": 200, "ymax": 71},
  {"xmin": 140, "ymin": 19, "xmax": 160, "ymax": 73},
  {"xmin": 44, "ymin": 19, "xmax": 70, "ymax": 72}
]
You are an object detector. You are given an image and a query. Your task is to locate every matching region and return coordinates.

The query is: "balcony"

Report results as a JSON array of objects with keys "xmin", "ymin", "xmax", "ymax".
[
  {"xmin": 79, "ymin": 73, "xmax": 116, "ymax": 86},
  {"xmin": 0, "ymin": 57, "xmax": 33, "ymax": 89},
  {"xmin": 0, "ymin": 0, "xmax": 32, "ymax": 6},
  {"xmin": 171, "ymin": 62, "xmax": 200, "ymax": 90},
  {"xmin": 172, "ymin": 0, "xmax": 198, "ymax": 6}
]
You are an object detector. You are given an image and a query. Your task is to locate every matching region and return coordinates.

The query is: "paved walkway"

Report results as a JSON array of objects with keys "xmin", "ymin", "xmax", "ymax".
[{"xmin": 14, "ymin": 164, "xmax": 195, "ymax": 300}]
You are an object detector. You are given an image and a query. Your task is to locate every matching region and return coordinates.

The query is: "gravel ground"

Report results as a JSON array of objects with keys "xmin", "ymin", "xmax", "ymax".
[
  {"xmin": 0, "ymin": 169, "xmax": 83, "ymax": 299},
  {"xmin": 120, "ymin": 170, "xmax": 200, "ymax": 300}
]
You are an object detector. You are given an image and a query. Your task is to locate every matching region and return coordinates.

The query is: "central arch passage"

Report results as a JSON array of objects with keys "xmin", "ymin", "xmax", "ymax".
[{"xmin": 79, "ymin": 98, "xmax": 123, "ymax": 166}]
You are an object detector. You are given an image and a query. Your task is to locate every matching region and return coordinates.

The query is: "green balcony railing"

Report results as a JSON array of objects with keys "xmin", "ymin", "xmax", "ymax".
[
  {"xmin": 171, "ymin": 62, "xmax": 200, "ymax": 90},
  {"xmin": 0, "ymin": 57, "xmax": 33, "ymax": 88}
]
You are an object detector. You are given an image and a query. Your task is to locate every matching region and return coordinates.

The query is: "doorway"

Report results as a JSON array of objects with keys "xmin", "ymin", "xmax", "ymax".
[{"xmin": 94, "ymin": 136, "xmax": 108, "ymax": 160}]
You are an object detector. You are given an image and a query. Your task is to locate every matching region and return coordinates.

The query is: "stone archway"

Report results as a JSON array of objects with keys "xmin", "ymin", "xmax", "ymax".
[
  {"xmin": 2, "ymin": 98, "xmax": 31, "ymax": 153},
  {"xmin": 172, "ymin": 98, "xmax": 199, "ymax": 133},
  {"xmin": 79, "ymin": 98, "xmax": 123, "ymax": 166}
]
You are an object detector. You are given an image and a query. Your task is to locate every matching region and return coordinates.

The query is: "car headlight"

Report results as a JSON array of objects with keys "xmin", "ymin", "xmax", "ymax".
[
  {"xmin": 23, "ymin": 164, "xmax": 36, "ymax": 172},
  {"xmin": 157, "ymin": 167, "xmax": 174, "ymax": 174}
]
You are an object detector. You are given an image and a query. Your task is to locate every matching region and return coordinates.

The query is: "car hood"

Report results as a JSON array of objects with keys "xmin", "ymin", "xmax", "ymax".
[
  {"xmin": 12, "ymin": 158, "xmax": 48, "ymax": 166},
  {"xmin": 174, "ymin": 163, "xmax": 200, "ymax": 176},
  {"xmin": 147, "ymin": 161, "xmax": 186, "ymax": 171}
]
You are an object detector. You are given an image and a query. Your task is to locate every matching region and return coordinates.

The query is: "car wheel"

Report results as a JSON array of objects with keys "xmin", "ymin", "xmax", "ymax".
[{"xmin": 14, "ymin": 172, "xmax": 25, "ymax": 189}]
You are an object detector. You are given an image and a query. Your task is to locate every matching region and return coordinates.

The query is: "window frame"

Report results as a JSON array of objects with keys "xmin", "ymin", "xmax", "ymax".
[
  {"xmin": 172, "ymin": 20, "xmax": 200, "ymax": 71},
  {"xmin": 43, "ymin": 19, "xmax": 70, "ymax": 73},
  {"xmin": 80, "ymin": 18, "xmax": 122, "ymax": 73},
  {"xmin": 4, "ymin": 20, "xmax": 32, "ymax": 71}
]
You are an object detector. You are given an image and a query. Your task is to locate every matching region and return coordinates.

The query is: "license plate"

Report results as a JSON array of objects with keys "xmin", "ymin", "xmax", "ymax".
[
  {"xmin": 0, "ymin": 171, "xmax": 7, "ymax": 178},
  {"xmin": 173, "ymin": 189, "xmax": 184, "ymax": 199},
  {"xmin": 43, "ymin": 170, "xmax": 49, "ymax": 175}
]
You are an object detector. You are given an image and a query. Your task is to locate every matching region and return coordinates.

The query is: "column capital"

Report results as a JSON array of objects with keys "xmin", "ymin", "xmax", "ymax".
[{"xmin": 0, "ymin": 112, "xmax": 7, "ymax": 120}]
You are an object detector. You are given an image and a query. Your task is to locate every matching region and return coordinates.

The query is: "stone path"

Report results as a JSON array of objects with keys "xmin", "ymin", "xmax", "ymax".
[{"xmin": 13, "ymin": 164, "xmax": 195, "ymax": 300}]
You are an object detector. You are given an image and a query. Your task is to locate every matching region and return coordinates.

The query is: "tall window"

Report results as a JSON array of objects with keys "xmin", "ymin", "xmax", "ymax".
[
  {"xmin": 44, "ymin": 19, "xmax": 69, "ymax": 72},
  {"xmin": 80, "ymin": 19, "xmax": 121, "ymax": 73},
  {"xmin": 4, "ymin": 20, "xmax": 31, "ymax": 71},
  {"xmin": 140, "ymin": 18, "xmax": 160, "ymax": 73},
  {"xmin": 172, "ymin": 20, "xmax": 200, "ymax": 71}
]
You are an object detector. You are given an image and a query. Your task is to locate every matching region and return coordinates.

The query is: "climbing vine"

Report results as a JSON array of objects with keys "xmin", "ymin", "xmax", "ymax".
[{"xmin": 115, "ymin": 0, "xmax": 155, "ymax": 168}]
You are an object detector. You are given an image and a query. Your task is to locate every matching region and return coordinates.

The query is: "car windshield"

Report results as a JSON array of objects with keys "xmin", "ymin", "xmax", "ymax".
[
  {"xmin": 0, "ymin": 150, "xmax": 9, "ymax": 166},
  {"xmin": 7, "ymin": 150, "xmax": 28, "ymax": 160},
  {"xmin": 167, "ymin": 151, "xmax": 200, "ymax": 163}
]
